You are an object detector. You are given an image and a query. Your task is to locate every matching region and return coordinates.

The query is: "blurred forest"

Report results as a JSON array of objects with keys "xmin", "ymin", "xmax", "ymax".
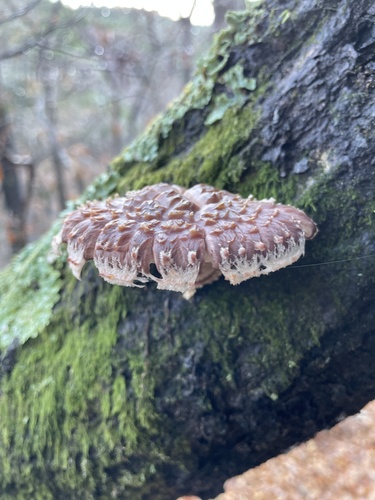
[{"xmin": 0, "ymin": 0, "xmax": 244, "ymax": 267}]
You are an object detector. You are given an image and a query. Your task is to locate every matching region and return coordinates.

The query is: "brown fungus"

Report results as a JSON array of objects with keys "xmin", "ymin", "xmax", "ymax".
[{"xmin": 53, "ymin": 183, "xmax": 318, "ymax": 298}]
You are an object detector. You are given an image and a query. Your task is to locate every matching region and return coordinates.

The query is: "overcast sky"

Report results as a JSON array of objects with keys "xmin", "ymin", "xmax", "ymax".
[{"xmin": 59, "ymin": 0, "xmax": 215, "ymax": 25}]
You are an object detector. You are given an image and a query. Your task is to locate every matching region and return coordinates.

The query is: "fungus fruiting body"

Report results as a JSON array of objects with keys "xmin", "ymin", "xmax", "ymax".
[{"xmin": 53, "ymin": 183, "xmax": 318, "ymax": 298}]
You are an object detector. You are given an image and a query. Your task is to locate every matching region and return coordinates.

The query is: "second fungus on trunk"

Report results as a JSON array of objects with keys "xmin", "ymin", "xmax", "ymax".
[{"xmin": 53, "ymin": 183, "xmax": 318, "ymax": 298}]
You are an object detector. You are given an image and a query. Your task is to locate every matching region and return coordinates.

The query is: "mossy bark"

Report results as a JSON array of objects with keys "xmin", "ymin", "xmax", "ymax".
[{"xmin": 0, "ymin": 0, "xmax": 374, "ymax": 498}]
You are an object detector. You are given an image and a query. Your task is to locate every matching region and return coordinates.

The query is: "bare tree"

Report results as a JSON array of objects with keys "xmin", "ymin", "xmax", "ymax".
[
  {"xmin": 0, "ymin": 2, "xmax": 217, "ymax": 264},
  {"xmin": 0, "ymin": 103, "xmax": 33, "ymax": 253},
  {"xmin": 36, "ymin": 45, "xmax": 71, "ymax": 210},
  {"xmin": 0, "ymin": 0, "xmax": 83, "ymax": 245}
]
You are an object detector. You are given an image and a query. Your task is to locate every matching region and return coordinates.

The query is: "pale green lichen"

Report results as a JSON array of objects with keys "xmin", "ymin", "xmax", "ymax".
[
  {"xmin": 115, "ymin": 103, "xmax": 260, "ymax": 193},
  {"xmin": 3, "ymin": 4, "xmax": 368, "ymax": 497},
  {"xmin": 0, "ymin": 4, "xmax": 268, "ymax": 359},
  {"xmin": 0, "ymin": 232, "xmax": 61, "ymax": 351},
  {"xmin": 0, "ymin": 273, "xmax": 166, "ymax": 496},
  {"xmin": 205, "ymin": 64, "xmax": 257, "ymax": 125},
  {"xmin": 110, "ymin": 2, "xmax": 266, "ymax": 169},
  {"xmin": 0, "ymin": 160, "xmax": 372, "ymax": 496}
]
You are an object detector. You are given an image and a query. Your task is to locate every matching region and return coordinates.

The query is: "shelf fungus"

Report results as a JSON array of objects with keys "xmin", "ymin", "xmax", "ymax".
[{"xmin": 53, "ymin": 183, "xmax": 317, "ymax": 298}]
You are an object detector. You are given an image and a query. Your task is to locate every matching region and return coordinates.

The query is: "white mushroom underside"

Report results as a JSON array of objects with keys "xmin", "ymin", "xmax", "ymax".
[
  {"xmin": 94, "ymin": 255, "xmax": 143, "ymax": 287},
  {"xmin": 94, "ymin": 248, "xmax": 201, "ymax": 293},
  {"xmin": 60, "ymin": 231, "xmax": 306, "ymax": 293},
  {"xmin": 53, "ymin": 183, "xmax": 317, "ymax": 296},
  {"xmin": 219, "ymin": 237, "xmax": 305, "ymax": 285},
  {"xmin": 66, "ymin": 241, "xmax": 87, "ymax": 280},
  {"xmin": 90, "ymin": 237, "xmax": 305, "ymax": 293}
]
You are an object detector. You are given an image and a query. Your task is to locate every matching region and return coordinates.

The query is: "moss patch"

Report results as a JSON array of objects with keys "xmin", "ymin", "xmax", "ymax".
[
  {"xmin": 0, "ymin": 2, "xmax": 373, "ymax": 497},
  {"xmin": 116, "ymin": 103, "xmax": 260, "ymax": 192},
  {"xmin": 0, "ymin": 271, "xmax": 165, "ymax": 497}
]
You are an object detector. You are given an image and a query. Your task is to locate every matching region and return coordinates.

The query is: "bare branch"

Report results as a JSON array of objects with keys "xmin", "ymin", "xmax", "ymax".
[
  {"xmin": 0, "ymin": 0, "xmax": 42, "ymax": 26},
  {"xmin": 188, "ymin": 0, "xmax": 197, "ymax": 20},
  {"xmin": 0, "ymin": 7, "xmax": 87, "ymax": 61}
]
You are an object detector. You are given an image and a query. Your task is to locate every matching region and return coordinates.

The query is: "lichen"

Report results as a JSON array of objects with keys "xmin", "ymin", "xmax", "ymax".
[
  {"xmin": 0, "ymin": 160, "xmax": 372, "ymax": 495},
  {"xmin": 0, "ymin": 2, "xmax": 373, "ymax": 497},
  {"xmin": 0, "ymin": 270, "xmax": 166, "ymax": 497},
  {"xmin": 0, "ymin": 231, "xmax": 61, "ymax": 351},
  {"xmin": 204, "ymin": 64, "xmax": 257, "ymax": 126},
  {"xmin": 105, "ymin": 3, "xmax": 267, "ymax": 176}
]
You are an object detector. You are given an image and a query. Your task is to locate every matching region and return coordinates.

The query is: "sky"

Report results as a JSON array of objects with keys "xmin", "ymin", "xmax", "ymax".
[{"xmin": 59, "ymin": 0, "xmax": 216, "ymax": 26}]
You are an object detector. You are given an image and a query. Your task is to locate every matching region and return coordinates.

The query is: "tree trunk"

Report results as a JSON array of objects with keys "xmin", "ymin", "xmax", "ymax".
[
  {"xmin": 0, "ymin": 104, "xmax": 28, "ymax": 254},
  {"xmin": 0, "ymin": 0, "xmax": 374, "ymax": 499},
  {"xmin": 39, "ymin": 51, "xmax": 68, "ymax": 211},
  {"xmin": 179, "ymin": 15, "xmax": 194, "ymax": 84}
]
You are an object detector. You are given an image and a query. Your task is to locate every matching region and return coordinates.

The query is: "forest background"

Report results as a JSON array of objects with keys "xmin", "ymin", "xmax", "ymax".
[{"xmin": 0, "ymin": 0, "xmax": 242, "ymax": 267}]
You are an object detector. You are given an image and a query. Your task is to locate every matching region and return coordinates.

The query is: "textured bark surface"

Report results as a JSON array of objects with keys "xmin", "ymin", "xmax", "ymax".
[{"xmin": 0, "ymin": 0, "xmax": 374, "ymax": 499}]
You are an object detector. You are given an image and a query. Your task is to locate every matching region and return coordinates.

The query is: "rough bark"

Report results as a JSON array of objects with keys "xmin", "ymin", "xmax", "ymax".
[{"xmin": 0, "ymin": 0, "xmax": 374, "ymax": 499}]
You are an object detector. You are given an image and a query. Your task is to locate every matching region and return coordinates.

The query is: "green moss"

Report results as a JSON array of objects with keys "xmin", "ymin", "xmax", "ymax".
[
  {"xmin": 0, "ymin": 165, "xmax": 372, "ymax": 495},
  {"xmin": 115, "ymin": 103, "xmax": 260, "ymax": 193},
  {"xmin": 240, "ymin": 162, "xmax": 299, "ymax": 202},
  {"xmin": 0, "ymin": 12, "xmax": 273, "ymax": 494},
  {"xmin": 1, "ymin": 2, "xmax": 373, "ymax": 496},
  {"xmin": 195, "ymin": 278, "xmax": 324, "ymax": 399},
  {"xmin": 102, "ymin": 5, "xmax": 267, "ymax": 186},
  {"xmin": 0, "ymin": 272, "xmax": 164, "ymax": 496},
  {"xmin": 298, "ymin": 165, "xmax": 373, "ymax": 271}
]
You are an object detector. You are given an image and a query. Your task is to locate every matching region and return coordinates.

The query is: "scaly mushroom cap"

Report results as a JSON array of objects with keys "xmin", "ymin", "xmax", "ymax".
[{"xmin": 53, "ymin": 183, "xmax": 318, "ymax": 297}]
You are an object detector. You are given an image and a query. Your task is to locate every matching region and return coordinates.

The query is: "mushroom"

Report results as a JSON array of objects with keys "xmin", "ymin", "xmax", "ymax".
[{"xmin": 53, "ymin": 183, "xmax": 318, "ymax": 298}]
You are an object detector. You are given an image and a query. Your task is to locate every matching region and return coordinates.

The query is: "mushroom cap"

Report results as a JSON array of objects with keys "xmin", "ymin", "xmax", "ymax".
[{"xmin": 52, "ymin": 183, "xmax": 318, "ymax": 297}]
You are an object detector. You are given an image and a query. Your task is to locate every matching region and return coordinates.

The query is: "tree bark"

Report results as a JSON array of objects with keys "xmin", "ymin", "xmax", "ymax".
[
  {"xmin": 0, "ymin": 0, "xmax": 374, "ymax": 499},
  {"xmin": 0, "ymin": 104, "xmax": 30, "ymax": 253}
]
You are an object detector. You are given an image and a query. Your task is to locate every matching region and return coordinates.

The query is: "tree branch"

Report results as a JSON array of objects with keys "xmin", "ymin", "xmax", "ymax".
[{"xmin": 0, "ymin": 0, "xmax": 42, "ymax": 26}]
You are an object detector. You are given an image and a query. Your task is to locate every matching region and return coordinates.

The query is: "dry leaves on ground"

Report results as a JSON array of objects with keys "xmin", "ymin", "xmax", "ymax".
[{"xmin": 178, "ymin": 400, "xmax": 375, "ymax": 500}]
